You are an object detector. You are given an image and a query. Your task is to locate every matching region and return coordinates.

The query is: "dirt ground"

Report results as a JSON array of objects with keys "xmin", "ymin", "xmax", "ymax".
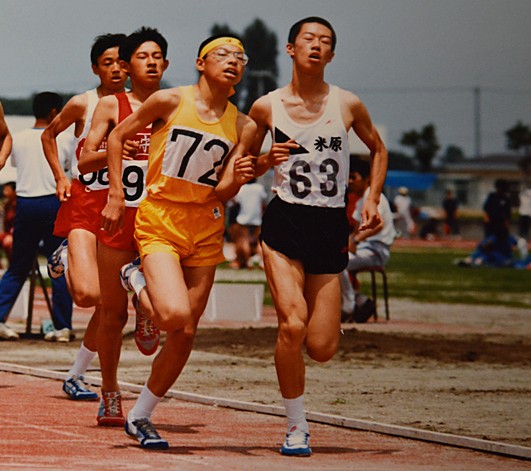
[{"xmin": 2, "ymin": 295, "xmax": 530, "ymax": 451}]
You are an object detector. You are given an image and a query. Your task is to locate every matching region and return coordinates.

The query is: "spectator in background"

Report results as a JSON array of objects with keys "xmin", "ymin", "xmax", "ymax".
[
  {"xmin": 518, "ymin": 185, "xmax": 531, "ymax": 239},
  {"xmin": 346, "ymin": 155, "xmax": 363, "ymax": 232},
  {"xmin": 229, "ymin": 178, "xmax": 268, "ymax": 269},
  {"xmin": 393, "ymin": 186, "xmax": 415, "ymax": 238},
  {"xmin": 457, "ymin": 232, "xmax": 518, "ymax": 268},
  {"xmin": 0, "ymin": 92, "xmax": 73, "ymax": 342},
  {"xmin": 0, "ymin": 103, "xmax": 13, "ymax": 275},
  {"xmin": 340, "ymin": 158, "xmax": 396, "ymax": 323},
  {"xmin": 442, "ymin": 188, "xmax": 459, "ymax": 237},
  {"xmin": 483, "ymin": 178, "xmax": 512, "ymax": 238},
  {"xmin": 0, "ymin": 101, "xmax": 12, "ymax": 168},
  {"xmin": 0, "ymin": 182, "xmax": 17, "ymax": 267}
]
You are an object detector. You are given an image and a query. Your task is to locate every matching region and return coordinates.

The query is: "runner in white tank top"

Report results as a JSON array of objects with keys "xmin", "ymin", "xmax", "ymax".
[
  {"xmin": 249, "ymin": 17, "xmax": 388, "ymax": 457},
  {"xmin": 269, "ymin": 85, "xmax": 349, "ymax": 208},
  {"xmin": 41, "ymin": 34, "xmax": 127, "ymax": 402}
]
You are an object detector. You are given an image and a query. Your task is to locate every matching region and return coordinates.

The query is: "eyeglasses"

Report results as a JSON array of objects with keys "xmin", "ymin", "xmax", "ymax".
[{"xmin": 206, "ymin": 48, "xmax": 249, "ymax": 65}]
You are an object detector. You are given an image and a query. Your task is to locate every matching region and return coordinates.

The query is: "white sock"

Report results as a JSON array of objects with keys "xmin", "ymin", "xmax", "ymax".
[
  {"xmin": 128, "ymin": 384, "xmax": 162, "ymax": 421},
  {"xmin": 283, "ymin": 395, "xmax": 309, "ymax": 433},
  {"xmin": 62, "ymin": 250, "xmax": 69, "ymax": 274},
  {"xmin": 66, "ymin": 343, "xmax": 96, "ymax": 379},
  {"xmin": 130, "ymin": 269, "xmax": 146, "ymax": 297}
]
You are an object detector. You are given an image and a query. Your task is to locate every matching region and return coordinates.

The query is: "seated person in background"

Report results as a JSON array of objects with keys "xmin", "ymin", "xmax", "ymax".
[
  {"xmin": 457, "ymin": 231, "xmax": 521, "ymax": 268},
  {"xmin": 340, "ymin": 157, "xmax": 396, "ymax": 323},
  {"xmin": 0, "ymin": 181, "xmax": 16, "ymax": 267}
]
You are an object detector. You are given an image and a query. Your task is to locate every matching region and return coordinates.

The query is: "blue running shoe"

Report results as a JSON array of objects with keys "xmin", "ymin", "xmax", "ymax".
[
  {"xmin": 63, "ymin": 375, "xmax": 99, "ymax": 401},
  {"xmin": 280, "ymin": 427, "xmax": 312, "ymax": 457},
  {"xmin": 120, "ymin": 257, "xmax": 141, "ymax": 291},
  {"xmin": 48, "ymin": 239, "xmax": 68, "ymax": 279},
  {"xmin": 125, "ymin": 416, "xmax": 169, "ymax": 450}
]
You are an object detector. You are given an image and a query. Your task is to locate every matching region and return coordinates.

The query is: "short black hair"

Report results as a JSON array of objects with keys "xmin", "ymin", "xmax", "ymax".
[
  {"xmin": 3, "ymin": 181, "xmax": 16, "ymax": 191},
  {"xmin": 90, "ymin": 33, "xmax": 127, "ymax": 66},
  {"xmin": 198, "ymin": 33, "xmax": 244, "ymax": 58},
  {"xmin": 495, "ymin": 178, "xmax": 509, "ymax": 193},
  {"xmin": 349, "ymin": 155, "xmax": 371, "ymax": 179},
  {"xmin": 288, "ymin": 16, "xmax": 337, "ymax": 51},
  {"xmin": 120, "ymin": 27, "xmax": 168, "ymax": 62},
  {"xmin": 32, "ymin": 92, "xmax": 63, "ymax": 119}
]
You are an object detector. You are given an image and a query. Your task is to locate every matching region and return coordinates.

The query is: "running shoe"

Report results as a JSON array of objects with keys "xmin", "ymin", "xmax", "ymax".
[
  {"xmin": 120, "ymin": 257, "xmax": 141, "ymax": 291},
  {"xmin": 0, "ymin": 322, "xmax": 19, "ymax": 340},
  {"xmin": 280, "ymin": 427, "xmax": 312, "ymax": 457},
  {"xmin": 47, "ymin": 239, "xmax": 68, "ymax": 279},
  {"xmin": 43, "ymin": 327, "xmax": 73, "ymax": 343},
  {"xmin": 132, "ymin": 294, "xmax": 160, "ymax": 356},
  {"xmin": 63, "ymin": 375, "xmax": 99, "ymax": 401},
  {"xmin": 352, "ymin": 298, "xmax": 376, "ymax": 324},
  {"xmin": 125, "ymin": 416, "xmax": 169, "ymax": 450},
  {"xmin": 97, "ymin": 391, "xmax": 125, "ymax": 427}
]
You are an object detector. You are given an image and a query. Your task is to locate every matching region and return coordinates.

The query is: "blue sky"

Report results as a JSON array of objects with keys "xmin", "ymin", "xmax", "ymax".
[{"xmin": 1, "ymin": 0, "xmax": 530, "ymax": 156}]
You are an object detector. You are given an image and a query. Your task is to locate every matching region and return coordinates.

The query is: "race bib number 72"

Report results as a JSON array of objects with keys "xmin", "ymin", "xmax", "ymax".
[{"xmin": 162, "ymin": 126, "xmax": 233, "ymax": 187}]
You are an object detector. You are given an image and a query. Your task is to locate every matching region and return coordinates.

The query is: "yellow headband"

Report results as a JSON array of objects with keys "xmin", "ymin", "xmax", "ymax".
[{"xmin": 199, "ymin": 37, "xmax": 244, "ymax": 58}]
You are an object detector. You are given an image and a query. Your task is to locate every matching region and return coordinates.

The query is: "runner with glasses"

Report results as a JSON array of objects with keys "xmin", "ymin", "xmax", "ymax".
[{"xmin": 102, "ymin": 34, "xmax": 256, "ymax": 449}]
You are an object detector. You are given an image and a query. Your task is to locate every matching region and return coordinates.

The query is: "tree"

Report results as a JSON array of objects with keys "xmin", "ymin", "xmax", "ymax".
[
  {"xmin": 400, "ymin": 123, "xmax": 440, "ymax": 172},
  {"xmin": 440, "ymin": 145, "xmax": 465, "ymax": 164},
  {"xmin": 210, "ymin": 23, "xmax": 238, "ymax": 37},
  {"xmin": 241, "ymin": 19, "xmax": 278, "ymax": 113},
  {"xmin": 209, "ymin": 19, "xmax": 278, "ymax": 113},
  {"xmin": 505, "ymin": 121, "xmax": 531, "ymax": 156},
  {"xmin": 387, "ymin": 150, "xmax": 418, "ymax": 171}
]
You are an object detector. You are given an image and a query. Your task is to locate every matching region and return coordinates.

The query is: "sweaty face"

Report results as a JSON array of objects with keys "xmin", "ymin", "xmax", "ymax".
[
  {"xmin": 202, "ymin": 45, "xmax": 245, "ymax": 86},
  {"xmin": 95, "ymin": 47, "xmax": 127, "ymax": 92},
  {"xmin": 291, "ymin": 22, "xmax": 334, "ymax": 67},
  {"xmin": 127, "ymin": 41, "xmax": 167, "ymax": 83}
]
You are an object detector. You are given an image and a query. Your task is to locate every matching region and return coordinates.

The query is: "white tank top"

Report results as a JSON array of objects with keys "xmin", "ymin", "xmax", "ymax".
[
  {"xmin": 270, "ymin": 85, "xmax": 349, "ymax": 208},
  {"xmin": 70, "ymin": 89, "xmax": 109, "ymax": 191}
]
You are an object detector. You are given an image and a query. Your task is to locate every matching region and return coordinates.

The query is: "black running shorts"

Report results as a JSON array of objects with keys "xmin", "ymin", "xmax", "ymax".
[{"xmin": 261, "ymin": 196, "xmax": 349, "ymax": 274}]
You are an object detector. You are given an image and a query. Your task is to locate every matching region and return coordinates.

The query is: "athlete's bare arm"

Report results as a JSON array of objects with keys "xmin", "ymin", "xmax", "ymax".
[
  {"xmin": 78, "ymin": 96, "xmax": 119, "ymax": 175},
  {"xmin": 215, "ymin": 112, "xmax": 257, "ymax": 202},
  {"xmin": 0, "ymin": 102, "xmax": 12, "ymax": 170},
  {"xmin": 249, "ymin": 95, "xmax": 298, "ymax": 177},
  {"xmin": 100, "ymin": 88, "xmax": 181, "ymax": 234},
  {"xmin": 41, "ymin": 93, "xmax": 88, "ymax": 201},
  {"xmin": 341, "ymin": 89, "xmax": 388, "ymax": 231}
]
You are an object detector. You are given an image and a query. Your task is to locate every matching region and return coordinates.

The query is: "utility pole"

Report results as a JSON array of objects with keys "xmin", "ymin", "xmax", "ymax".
[{"xmin": 474, "ymin": 86, "xmax": 481, "ymax": 158}]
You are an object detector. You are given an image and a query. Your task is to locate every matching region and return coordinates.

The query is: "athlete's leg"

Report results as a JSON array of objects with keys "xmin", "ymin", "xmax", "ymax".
[
  {"xmin": 56, "ymin": 229, "xmax": 101, "ymax": 396},
  {"xmin": 143, "ymin": 262, "xmax": 216, "ymax": 397},
  {"xmin": 261, "ymin": 241, "xmax": 308, "ymax": 400},
  {"xmin": 304, "ymin": 272, "xmax": 341, "ymax": 362},
  {"xmin": 80, "ymin": 304, "xmax": 101, "ymax": 353},
  {"xmin": 141, "ymin": 252, "xmax": 195, "ymax": 332},
  {"xmin": 97, "ymin": 243, "xmax": 136, "ymax": 393},
  {"xmin": 127, "ymin": 258, "xmax": 215, "ymax": 433},
  {"xmin": 66, "ymin": 228, "xmax": 100, "ymax": 308},
  {"xmin": 262, "ymin": 241, "xmax": 314, "ymax": 455}
]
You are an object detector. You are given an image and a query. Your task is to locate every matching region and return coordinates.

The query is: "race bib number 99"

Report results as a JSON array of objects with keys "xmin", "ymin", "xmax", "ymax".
[{"xmin": 122, "ymin": 160, "xmax": 147, "ymax": 207}]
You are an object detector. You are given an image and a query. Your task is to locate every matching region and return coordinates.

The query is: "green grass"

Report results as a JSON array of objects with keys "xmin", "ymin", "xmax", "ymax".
[
  {"xmin": 220, "ymin": 248, "xmax": 531, "ymax": 308},
  {"xmin": 358, "ymin": 247, "xmax": 531, "ymax": 308}
]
